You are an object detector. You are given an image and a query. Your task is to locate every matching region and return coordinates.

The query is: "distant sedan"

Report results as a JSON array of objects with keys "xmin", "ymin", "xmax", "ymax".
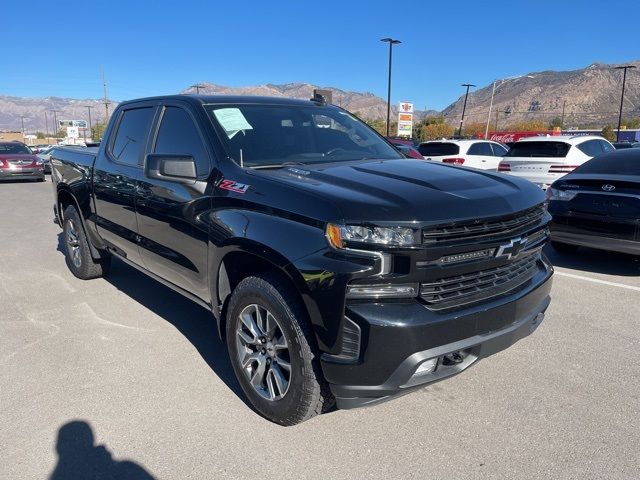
[
  {"xmin": 547, "ymin": 148, "xmax": 640, "ymax": 255},
  {"xmin": 390, "ymin": 142, "xmax": 424, "ymax": 159}
]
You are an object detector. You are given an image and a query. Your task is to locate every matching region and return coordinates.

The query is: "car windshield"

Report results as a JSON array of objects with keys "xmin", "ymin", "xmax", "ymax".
[
  {"xmin": 206, "ymin": 104, "xmax": 402, "ymax": 168},
  {"xmin": 0, "ymin": 143, "xmax": 31, "ymax": 154},
  {"xmin": 418, "ymin": 142, "xmax": 459, "ymax": 156},
  {"xmin": 504, "ymin": 141, "xmax": 571, "ymax": 158},
  {"xmin": 574, "ymin": 152, "xmax": 640, "ymax": 175}
]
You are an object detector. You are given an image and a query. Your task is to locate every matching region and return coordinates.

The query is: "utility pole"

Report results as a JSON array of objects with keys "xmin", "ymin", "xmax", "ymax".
[
  {"xmin": 614, "ymin": 65, "xmax": 636, "ymax": 142},
  {"xmin": 102, "ymin": 69, "xmax": 110, "ymax": 124},
  {"xmin": 20, "ymin": 116, "xmax": 25, "ymax": 142},
  {"xmin": 190, "ymin": 84, "xmax": 205, "ymax": 94},
  {"xmin": 380, "ymin": 38, "xmax": 401, "ymax": 137},
  {"xmin": 51, "ymin": 110, "xmax": 61, "ymax": 143},
  {"xmin": 45, "ymin": 111, "xmax": 50, "ymax": 143},
  {"xmin": 457, "ymin": 83, "xmax": 475, "ymax": 137},
  {"xmin": 85, "ymin": 105, "xmax": 93, "ymax": 140},
  {"xmin": 560, "ymin": 100, "xmax": 566, "ymax": 131}
]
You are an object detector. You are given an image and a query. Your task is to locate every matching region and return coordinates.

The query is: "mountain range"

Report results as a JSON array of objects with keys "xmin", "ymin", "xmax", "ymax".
[{"xmin": 1, "ymin": 60, "xmax": 639, "ymax": 133}]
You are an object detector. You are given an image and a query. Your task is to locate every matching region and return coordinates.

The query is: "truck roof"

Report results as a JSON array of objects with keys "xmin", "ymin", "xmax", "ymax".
[{"xmin": 120, "ymin": 94, "xmax": 323, "ymax": 108}]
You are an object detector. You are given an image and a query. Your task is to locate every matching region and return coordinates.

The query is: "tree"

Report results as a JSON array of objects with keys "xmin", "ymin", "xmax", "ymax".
[
  {"xmin": 601, "ymin": 125, "xmax": 616, "ymax": 142},
  {"xmin": 548, "ymin": 117, "xmax": 563, "ymax": 129},
  {"xmin": 506, "ymin": 119, "xmax": 547, "ymax": 132},
  {"xmin": 462, "ymin": 122, "xmax": 486, "ymax": 138},
  {"xmin": 419, "ymin": 122, "xmax": 455, "ymax": 141},
  {"xmin": 36, "ymin": 131, "xmax": 45, "ymax": 139},
  {"xmin": 91, "ymin": 122, "xmax": 107, "ymax": 141},
  {"xmin": 621, "ymin": 117, "xmax": 640, "ymax": 129}
]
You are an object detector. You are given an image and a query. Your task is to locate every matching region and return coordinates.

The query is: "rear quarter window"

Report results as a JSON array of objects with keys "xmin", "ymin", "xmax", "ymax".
[{"xmin": 418, "ymin": 142, "xmax": 460, "ymax": 156}]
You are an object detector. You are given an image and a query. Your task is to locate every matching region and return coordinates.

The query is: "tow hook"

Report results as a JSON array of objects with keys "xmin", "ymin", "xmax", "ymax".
[{"xmin": 443, "ymin": 351, "xmax": 464, "ymax": 365}]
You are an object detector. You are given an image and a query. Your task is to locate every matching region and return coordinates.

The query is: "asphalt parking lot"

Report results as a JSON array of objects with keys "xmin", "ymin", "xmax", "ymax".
[{"xmin": 1, "ymin": 179, "xmax": 639, "ymax": 480}]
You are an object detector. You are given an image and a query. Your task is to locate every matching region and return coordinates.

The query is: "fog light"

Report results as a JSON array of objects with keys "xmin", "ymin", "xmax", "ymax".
[
  {"xmin": 346, "ymin": 283, "xmax": 418, "ymax": 299},
  {"xmin": 414, "ymin": 358, "xmax": 438, "ymax": 375}
]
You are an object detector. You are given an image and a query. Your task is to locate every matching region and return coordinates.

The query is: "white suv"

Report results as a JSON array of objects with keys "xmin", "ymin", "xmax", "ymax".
[
  {"xmin": 418, "ymin": 139, "xmax": 509, "ymax": 170},
  {"xmin": 498, "ymin": 135, "xmax": 615, "ymax": 188}
]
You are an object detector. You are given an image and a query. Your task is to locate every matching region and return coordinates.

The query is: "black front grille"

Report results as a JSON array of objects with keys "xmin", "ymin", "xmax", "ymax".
[
  {"xmin": 420, "ymin": 254, "xmax": 540, "ymax": 311},
  {"xmin": 422, "ymin": 204, "xmax": 546, "ymax": 244}
]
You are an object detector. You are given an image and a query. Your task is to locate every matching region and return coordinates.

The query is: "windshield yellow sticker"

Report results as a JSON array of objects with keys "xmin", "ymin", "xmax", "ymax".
[{"xmin": 213, "ymin": 108, "xmax": 253, "ymax": 138}]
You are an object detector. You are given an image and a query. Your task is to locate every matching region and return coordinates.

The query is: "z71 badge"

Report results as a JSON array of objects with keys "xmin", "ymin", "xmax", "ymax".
[{"xmin": 219, "ymin": 179, "xmax": 250, "ymax": 194}]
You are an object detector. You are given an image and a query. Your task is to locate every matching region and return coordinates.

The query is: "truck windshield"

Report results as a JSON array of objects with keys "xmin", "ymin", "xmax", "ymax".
[{"xmin": 206, "ymin": 104, "xmax": 402, "ymax": 168}]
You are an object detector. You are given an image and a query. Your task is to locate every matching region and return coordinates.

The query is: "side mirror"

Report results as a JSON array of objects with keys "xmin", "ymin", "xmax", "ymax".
[{"xmin": 144, "ymin": 154, "xmax": 197, "ymax": 183}]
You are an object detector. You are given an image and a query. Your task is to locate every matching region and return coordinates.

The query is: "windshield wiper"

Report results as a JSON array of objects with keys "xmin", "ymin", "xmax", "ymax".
[{"xmin": 252, "ymin": 161, "xmax": 308, "ymax": 170}]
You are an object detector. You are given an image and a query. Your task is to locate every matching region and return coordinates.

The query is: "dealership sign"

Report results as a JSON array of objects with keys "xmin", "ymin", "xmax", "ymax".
[{"xmin": 397, "ymin": 102, "xmax": 414, "ymax": 137}]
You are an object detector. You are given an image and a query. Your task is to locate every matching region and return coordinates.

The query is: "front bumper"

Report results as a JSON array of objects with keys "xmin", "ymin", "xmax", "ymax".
[{"xmin": 323, "ymin": 263, "xmax": 553, "ymax": 409}]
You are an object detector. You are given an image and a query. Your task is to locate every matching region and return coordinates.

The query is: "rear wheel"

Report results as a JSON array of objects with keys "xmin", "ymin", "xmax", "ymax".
[
  {"xmin": 551, "ymin": 241, "xmax": 579, "ymax": 253},
  {"xmin": 226, "ymin": 272, "xmax": 334, "ymax": 425},
  {"xmin": 62, "ymin": 205, "xmax": 111, "ymax": 279}
]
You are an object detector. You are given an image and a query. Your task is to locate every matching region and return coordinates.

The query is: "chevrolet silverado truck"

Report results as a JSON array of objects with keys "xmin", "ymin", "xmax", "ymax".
[{"xmin": 51, "ymin": 94, "xmax": 553, "ymax": 425}]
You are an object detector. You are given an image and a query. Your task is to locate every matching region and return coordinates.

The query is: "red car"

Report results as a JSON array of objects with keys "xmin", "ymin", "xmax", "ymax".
[
  {"xmin": 389, "ymin": 140, "xmax": 423, "ymax": 159},
  {"xmin": 0, "ymin": 142, "xmax": 45, "ymax": 182}
]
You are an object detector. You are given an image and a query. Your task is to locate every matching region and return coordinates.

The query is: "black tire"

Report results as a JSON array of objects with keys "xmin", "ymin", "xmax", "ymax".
[
  {"xmin": 551, "ymin": 241, "xmax": 579, "ymax": 253},
  {"xmin": 62, "ymin": 205, "xmax": 111, "ymax": 279},
  {"xmin": 226, "ymin": 272, "xmax": 334, "ymax": 425}
]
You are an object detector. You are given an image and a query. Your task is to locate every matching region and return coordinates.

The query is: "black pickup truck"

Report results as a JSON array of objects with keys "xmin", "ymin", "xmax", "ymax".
[{"xmin": 51, "ymin": 95, "xmax": 553, "ymax": 425}]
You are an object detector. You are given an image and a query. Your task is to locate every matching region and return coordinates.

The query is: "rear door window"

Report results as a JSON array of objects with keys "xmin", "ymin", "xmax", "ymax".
[
  {"xmin": 467, "ymin": 142, "xmax": 493, "ymax": 156},
  {"xmin": 418, "ymin": 142, "xmax": 459, "ymax": 156},
  {"xmin": 110, "ymin": 107, "xmax": 155, "ymax": 166},
  {"xmin": 504, "ymin": 141, "xmax": 571, "ymax": 158}
]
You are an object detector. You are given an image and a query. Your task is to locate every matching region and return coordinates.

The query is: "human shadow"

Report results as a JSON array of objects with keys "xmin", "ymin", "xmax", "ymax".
[
  {"xmin": 544, "ymin": 243, "xmax": 640, "ymax": 277},
  {"xmin": 49, "ymin": 420, "xmax": 155, "ymax": 480}
]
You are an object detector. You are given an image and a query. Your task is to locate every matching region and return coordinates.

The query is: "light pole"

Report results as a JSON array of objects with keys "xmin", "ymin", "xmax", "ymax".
[
  {"xmin": 484, "ymin": 75, "xmax": 534, "ymax": 139},
  {"xmin": 380, "ymin": 37, "xmax": 401, "ymax": 137},
  {"xmin": 20, "ymin": 116, "xmax": 25, "ymax": 142},
  {"xmin": 614, "ymin": 65, "xmax": 636, "ymax": 142},
  {"xmin": 457, "ymin": 83, "xmax": 475, "ymax": 137}
]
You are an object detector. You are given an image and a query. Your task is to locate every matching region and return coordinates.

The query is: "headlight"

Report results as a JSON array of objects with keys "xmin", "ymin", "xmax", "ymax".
[
  {"xmin": 326, "ymin": 223, "xmax": 415, "ymax": 248},
  {"xmin": 546, "ymin": 187, "xmax": 577, "ymax": 201}
]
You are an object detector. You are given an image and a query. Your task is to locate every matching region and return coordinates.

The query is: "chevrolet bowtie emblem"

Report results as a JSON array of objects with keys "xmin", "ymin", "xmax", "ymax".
[{"xmin": 496, "ymin": 237, "xmax": 527, "ymax": 259}]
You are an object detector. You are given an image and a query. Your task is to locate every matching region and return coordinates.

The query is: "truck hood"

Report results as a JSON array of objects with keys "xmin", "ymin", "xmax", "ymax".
[{"xmin": 252, "ymin": 159, "xmax": 545, "ymax": 224}]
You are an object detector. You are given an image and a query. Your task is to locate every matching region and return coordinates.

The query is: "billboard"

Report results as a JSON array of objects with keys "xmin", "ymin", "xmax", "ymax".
[
  {"xmin": 59, "ymin": 120, "xmax": 88, "ymax": 128},
  {"xmin": 397, "ymin": 102, "xmax": 414, "ymax": 138}
]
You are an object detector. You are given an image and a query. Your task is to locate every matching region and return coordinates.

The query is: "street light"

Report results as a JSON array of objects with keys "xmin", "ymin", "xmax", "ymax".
[
  {"xmin": 457, "ymin": 83, "xmax": 475, "ymax": 137},
  {"xmin": 484, "ymin": 74, "xmax": 535, "ymax": 139},
  {"xmin": 380, "ymin": 37, "xmax": 401, "ymax": 137},
  {"xmin": 614, "ymin": 65, "xmax": 636, "ymax": 142}
]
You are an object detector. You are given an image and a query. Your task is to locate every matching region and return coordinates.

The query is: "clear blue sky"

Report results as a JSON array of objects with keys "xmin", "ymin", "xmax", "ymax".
[{"xmin": 3, "ymin": 0, "xmax": 637, "ymax": 110}]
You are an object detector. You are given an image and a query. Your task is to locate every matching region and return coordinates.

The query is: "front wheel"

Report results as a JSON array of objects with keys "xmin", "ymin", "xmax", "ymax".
[{"xmin": 226, "ymin": 273, "xmax": 334, "ymax": 425}]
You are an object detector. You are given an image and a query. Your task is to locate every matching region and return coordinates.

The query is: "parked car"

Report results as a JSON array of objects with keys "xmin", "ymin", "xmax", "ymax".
[
  {"xmin": 51, "ymin": 94, "xmax": 552, "ymax": 425},
  {"xmin": 498, "ymin": 135, "xmax": 615, "ymax": 188},
  {"xmin": 0, "ymin": 141, "xmax": 45, "ymax": 182},
  {"xmin": 390, "ymin": 141, "xmax": 423, "ymax": 159},
  {"xmin": 37, "ymin": 147, "xmax": 55, "ymax": 173},
  {"xmin": 418, "ymin": 139, "xmax": 509, "ymax": 170},
  {"xmin": 547, "ymin": 148, "xmax": 640, "ymax": 254},
  {"xmin": 612, "ymin": 141, "xmax": 640, "ymax": 149}
]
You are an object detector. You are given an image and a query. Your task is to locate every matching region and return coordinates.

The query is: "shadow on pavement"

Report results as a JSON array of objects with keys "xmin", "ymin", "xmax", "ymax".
[
  {"xmin": 49, "ymin": 420, "xmax": 155, "ymax": 480},
  {"xmin": 102, "ymin": 255, "xmax": 253, "ymax": 409},
  {"xmin": 544, "ymin": 244, "xmax": 640, "ymax": 277}
]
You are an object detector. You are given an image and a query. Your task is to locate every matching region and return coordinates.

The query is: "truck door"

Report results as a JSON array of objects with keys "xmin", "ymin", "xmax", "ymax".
[
  {"xmin": 135, "ymin": 105, "xmax": 213, "ymax": 302},
  {"xmin": 93, "ymin": 105, "xmax": 156, "ymax": 265}
]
